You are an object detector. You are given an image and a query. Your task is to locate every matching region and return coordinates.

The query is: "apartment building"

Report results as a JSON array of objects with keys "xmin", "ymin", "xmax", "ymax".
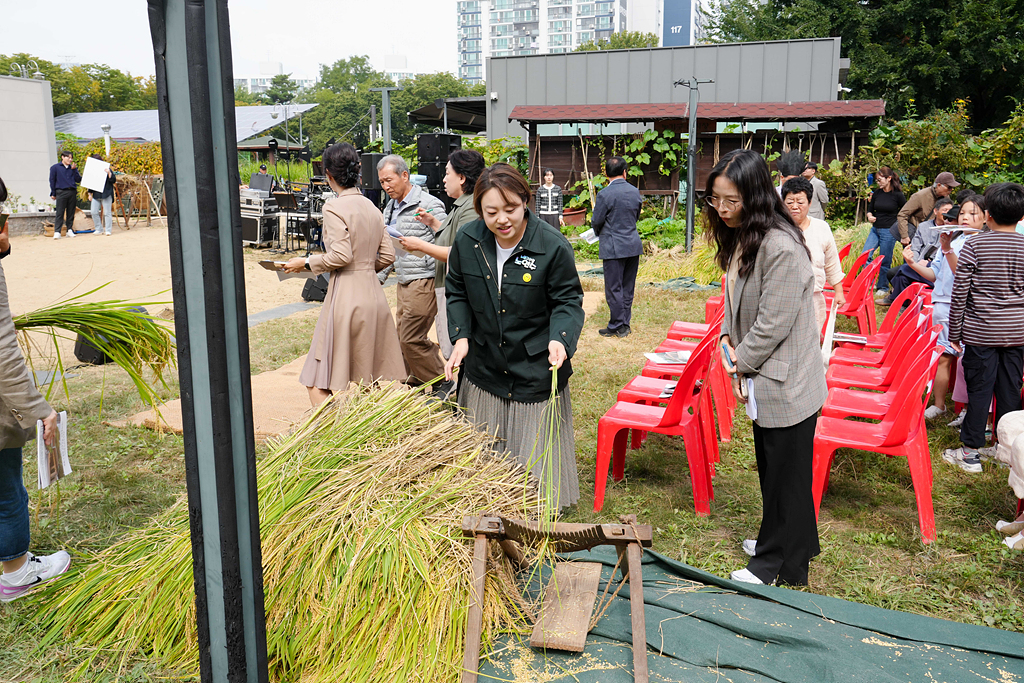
[{"xmin": 457, "ymin": 0, "xmax": 709, "ymax": 84}]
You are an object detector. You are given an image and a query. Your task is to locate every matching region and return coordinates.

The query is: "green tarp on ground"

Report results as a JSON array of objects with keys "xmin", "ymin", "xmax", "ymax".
[{"xmin": 481, "ymin": 547, "xmax": 1024, "ymax": 682}]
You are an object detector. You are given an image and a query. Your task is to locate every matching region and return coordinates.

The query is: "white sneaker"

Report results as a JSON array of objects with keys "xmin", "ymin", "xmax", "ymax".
[
  {"xmin": 924, "ymin": 405, "xmax": 947, "ymax": 420},
  {"xmin": 0, "ymin": 551, "xmax": 72, "ymax": 602},
  {"xmin": 94, "ymin": 228, "xmax": 104, "ymax": 235},
  {"xmin": 53, "ymin": 232, "xmax": 61, "ymax": 240},
  {"xmin": 742, "ymin": 539, "xmax": 757, "ymax": 557},
  {"xmin": 105, "ymin": 231, "xmax": 112, "ymax": 236},
  {"xmin": 874, "ymin": 289, "xmax": 889, "ymax": 299},
  {"xmin": 67, "ymin": 229, "xmax": 76, "ymax": 237},
  {"xmin": 730, "ymin": 568, "xmax": 764, "ymax": 584},
  {"xmin": 948, "ymin": 409, "xmax": 967, "ymax": 428},
  {"xmin": 996, "ymin": 519, "xmax": 1024, "ymax": 536},
  {"xmin": 942, "ymin": 447, "xmax": 982, "ymax": 473}
]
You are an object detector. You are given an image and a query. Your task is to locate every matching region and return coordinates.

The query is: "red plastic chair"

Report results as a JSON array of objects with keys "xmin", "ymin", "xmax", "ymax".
[
  {"xmin": 643, "ymin": 337, "xmax": 735, "ymax": 443},
  {"xmin": 826, "ymin": 315, "xmax": 933, "ymax": 391},
  {"xmin": 594, "ymin": 339, "xmax": 715, "ymax": 514},
  {"xmin": 830, "ymin": 299, "xmax": 923, "ymax": 368},
  {"xmin": 813, "ymin": 326, "xmax": 944, "ymax": 544},
  {"xmin": 837, "ymin": 241, "xmax": 852, "ymax": 264},
  {"xmin": 835, "ymin": 257, "xmax": 884, "ymax": 334},
  {"xmin": 825, "ymin": 246, "xmax": 870, "ymax": 294},
  {"xmin": 620, "ymin": 323, "xmax": 724, "ymax": 462},
  {"xmin": 837, "ymin": 283, "xmax": 931, "ymax": 351},
  {"xmin": 823, "ymin": 335, "xmax": 941, "ymax": 421}
]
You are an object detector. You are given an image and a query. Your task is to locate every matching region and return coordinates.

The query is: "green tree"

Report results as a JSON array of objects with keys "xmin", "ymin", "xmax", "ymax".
[
  {"xmin": 234, "ymin": 85, "xmax": 265, "ymax": 106},
  {"xmin": 316, "ymin": 56, "xmax": 380, "ymax": 94},
  {"xmin": 698, "ymin": 0, "xmax": 1024, "ymax": 128},
  {"xmin": 264, "ymin": 73, "xmax": 298, "ymax": 104},
  {"xmin": 0, "ymin": 53, "xmax": 157, "ymax": 116},
  {"xmin": 575, "ymin": 30, "xmax": 661, "ymax": 51}
]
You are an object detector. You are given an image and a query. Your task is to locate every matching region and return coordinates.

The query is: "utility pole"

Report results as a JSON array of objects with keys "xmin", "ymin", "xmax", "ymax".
[
  {"xmin": 147, "ymin": 1, "xmax": 269, "ymax": 681},
  {"xmin": 674, "ymin": 76, "xmax": 714, "ymax": 253},
  {"xmin": 370, "ymin": 86, "xmax": 402, "ymax": 154},
  {"xmin": 370, "ymin": 104, "xmax": 377, "ymax": 143}
]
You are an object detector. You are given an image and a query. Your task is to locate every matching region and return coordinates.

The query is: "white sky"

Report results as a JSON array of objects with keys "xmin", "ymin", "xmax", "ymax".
[{"xmin": 3, "ymin": 0, "xmax": 459, "ymax": 82}]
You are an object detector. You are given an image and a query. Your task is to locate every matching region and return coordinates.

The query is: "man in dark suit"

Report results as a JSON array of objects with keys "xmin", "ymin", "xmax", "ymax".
[{"xmin": 592, "ymin": 156, "xmax": 643, "ymax": 338}]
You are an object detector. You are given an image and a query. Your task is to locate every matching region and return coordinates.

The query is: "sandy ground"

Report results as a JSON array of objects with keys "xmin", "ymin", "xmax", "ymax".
[{"xmin": 3, "ymin": 218, "xmax": 305, "ymax": 318}]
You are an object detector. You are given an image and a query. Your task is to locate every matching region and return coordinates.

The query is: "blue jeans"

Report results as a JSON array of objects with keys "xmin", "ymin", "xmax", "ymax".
[
  {"xmin": 0, "ymin": 448, "xmax": 29, "ymax": 562},
  {"xmin": 862, "ymin": 226, "xmax": 896, "ymax": 291},
  {"xmin": 91, "ymin": 196, "xmax": 113, "ymax": 233}
]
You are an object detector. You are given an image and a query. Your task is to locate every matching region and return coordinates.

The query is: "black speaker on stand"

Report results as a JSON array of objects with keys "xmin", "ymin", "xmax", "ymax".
[{"xmin": 416, "ymin": 133, "xmax": 461, "ymax": 164}]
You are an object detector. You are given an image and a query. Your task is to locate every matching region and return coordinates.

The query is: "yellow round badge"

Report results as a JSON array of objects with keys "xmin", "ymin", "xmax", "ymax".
[{"xmin": 523, "ymin": 273, "xmax": 532, "ymax": 282}]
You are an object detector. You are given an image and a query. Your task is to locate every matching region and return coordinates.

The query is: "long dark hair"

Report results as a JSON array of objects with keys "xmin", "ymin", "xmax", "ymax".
[
  {"xmin": 322, "ymin": 142, "xmax": 361, "ymax": 188},
  {"xmin": 705, "ymin": 149, "xmax": 809, "ymax": 278}
]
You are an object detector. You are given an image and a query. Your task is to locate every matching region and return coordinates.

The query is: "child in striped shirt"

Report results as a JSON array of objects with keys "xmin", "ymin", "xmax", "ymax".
[{"xmin": 945, "ymin": 183, "xmax": 1024, "ymax": 473}]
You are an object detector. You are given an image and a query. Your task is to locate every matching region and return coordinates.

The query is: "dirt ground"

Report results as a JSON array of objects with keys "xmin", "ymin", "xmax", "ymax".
[{"xmin": 3, "ymin": 218, "xmax": 305, "ymax": 318}]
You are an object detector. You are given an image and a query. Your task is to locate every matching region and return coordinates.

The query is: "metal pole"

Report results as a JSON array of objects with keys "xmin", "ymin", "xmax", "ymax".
[
  {"xmin": 147, "ymin": 2, "xmax": 269, "ymax": 682},
  {"xmin": 371, "ymin": 86, "xmax": 402, "ymax": 155},
  {"xmin": 443, "ymin": 101, "xmax": 448, "ymax": 133},
  {"xmin": 674, "ymin": 76, "xmax": 713, "ymax": 253},
  {"xmin": 370, "ymin": 104, "xmax": 377, "ymax": 143}
]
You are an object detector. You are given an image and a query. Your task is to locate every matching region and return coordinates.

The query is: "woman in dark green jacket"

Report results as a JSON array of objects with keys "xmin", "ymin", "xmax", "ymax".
[{"xmin": 444, "ymin": 164, "xmax": 585, "ymax": 509}]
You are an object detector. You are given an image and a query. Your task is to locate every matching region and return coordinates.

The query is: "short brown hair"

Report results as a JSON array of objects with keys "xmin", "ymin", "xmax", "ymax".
[{"xmin": 473, "ymin": 163, "xmax": 531, "ymax": 216}]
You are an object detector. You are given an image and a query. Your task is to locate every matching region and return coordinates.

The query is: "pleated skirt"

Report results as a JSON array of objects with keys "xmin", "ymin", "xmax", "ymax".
[{"xmin": 459, "ymin": 377, "xmax": 580, "ymax": 510}]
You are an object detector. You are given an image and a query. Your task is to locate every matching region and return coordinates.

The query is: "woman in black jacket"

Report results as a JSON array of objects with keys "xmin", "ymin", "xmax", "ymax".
[
  {"xmin": 445, "ymin": 164, "xmax": 585, "ymax": 510},
  {"xmin": 864, "ymin": 167, "xmax": 906, "ymax": 294}
]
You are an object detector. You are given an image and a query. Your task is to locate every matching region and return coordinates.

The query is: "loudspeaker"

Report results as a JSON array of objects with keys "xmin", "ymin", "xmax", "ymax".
[
  {"xmin": 74, "ymin": 306, "xmax": 149, "ymax": 365},
  {"xmin": 301, "ymin": 274, "xmax": 330, "ymax": 302},
  {"xmin": 416, "ymin": 133, "xmax": 461, "ymax": 164},
  {"xmin": 419, "ymin": 161, "xmax": 445, "ymax": 190},
  {"xmin": 74, "ymin": 334, "xmax": 112, "ymax": 365},
  {"xmin": 360, "ymin": 153, "xmax": 386, "ymax": 191}
]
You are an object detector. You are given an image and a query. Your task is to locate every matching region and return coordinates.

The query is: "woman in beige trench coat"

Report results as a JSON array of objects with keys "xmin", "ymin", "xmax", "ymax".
[{"xmin": 285, "ymin": 143, "xmax": 406, "ymax": 405}]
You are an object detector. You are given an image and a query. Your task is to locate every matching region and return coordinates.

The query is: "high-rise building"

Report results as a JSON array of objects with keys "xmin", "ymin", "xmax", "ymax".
[
  {"xmin": 661, "ymin": 0, "xmax": 711, "ymax": 47},
  {"xmin": 457, "ymin": 0, "xmax": 640, "ymax": 85}
]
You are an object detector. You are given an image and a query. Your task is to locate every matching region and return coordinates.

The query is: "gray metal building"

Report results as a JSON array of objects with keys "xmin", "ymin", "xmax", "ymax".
[{"xmin": 486, "ymin": 37, "xmax": 847, "ymax": 139}]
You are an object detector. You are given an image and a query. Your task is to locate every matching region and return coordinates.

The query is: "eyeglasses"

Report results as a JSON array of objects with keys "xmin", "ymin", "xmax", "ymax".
[{"xmin": 705, "ymin": 196, "xmax": 742, "ymax": 211}]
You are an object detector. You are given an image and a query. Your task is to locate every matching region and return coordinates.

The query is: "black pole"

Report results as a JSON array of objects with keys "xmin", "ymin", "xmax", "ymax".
[{"xmin": 147, "ymin": 1, "xmax": 269, "ymax": 681}]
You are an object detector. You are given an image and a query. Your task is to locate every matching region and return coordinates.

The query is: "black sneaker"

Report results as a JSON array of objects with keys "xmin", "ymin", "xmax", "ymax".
[
  {"xmin": 432, "ymin": 379, "xmax": 456, "ymax": 401},
  {"xmin": 598, "ymin": 326, "xmax": 617, "ymax": 337},
  {"xmin": 615, "ymin": 325, "xmax": 631, "ymax": 338}
]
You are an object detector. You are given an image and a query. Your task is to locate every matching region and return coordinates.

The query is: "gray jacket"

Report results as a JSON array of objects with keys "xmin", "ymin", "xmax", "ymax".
[
  {"xmin": 0, "ymin": 261, "xmax": 52, "ymax": 450},
  {"xmin": 808, "ymin": 176, "xmax": 829, "ymax": 220},
  {"xmin": 382, "ymin": 185, "xmax": 447, "ymax": 285},
  {"xmin": 591, "ymin": 178, "xmax": 643, "ymax": 260},
  {"xmin": 722, "ymin": 227, "xmax": 827, "ymax": 428}
]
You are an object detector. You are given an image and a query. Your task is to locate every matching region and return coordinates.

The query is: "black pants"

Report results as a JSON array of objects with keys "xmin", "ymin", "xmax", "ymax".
[
  {"xmin": 748, "ymin": 411, "xmax": 821, "ymax": 586},
  {"xmin": 960, "ymin": 345, "xmax": 1024, "ymax": 449},
  {"xmin": 886, "ymin": 265, "xmax": 932, "ymax": 300},
  {"xmin": 54, "ymin": 188, "xmax": 77, "ymax": 232},
  {"xmin": 603, "ymin": 255, "xmax": 639, "ymax": 331}
]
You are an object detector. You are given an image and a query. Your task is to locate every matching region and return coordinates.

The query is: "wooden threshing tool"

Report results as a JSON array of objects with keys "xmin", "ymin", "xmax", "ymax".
[{"xmin": 460, "ymin": 514, "xmax": 653, "ymax": 683}]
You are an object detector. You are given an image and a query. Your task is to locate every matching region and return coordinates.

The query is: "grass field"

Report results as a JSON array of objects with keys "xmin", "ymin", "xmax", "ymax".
[{"xmin": 1, "ymin": 273, "xmax": 1022, "ymax": 681}]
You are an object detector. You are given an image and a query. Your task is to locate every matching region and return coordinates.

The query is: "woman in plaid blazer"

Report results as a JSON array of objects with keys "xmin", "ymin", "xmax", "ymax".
[{"xmin": 708, "ymin": 149, "xmax": 828, "ymax": 587}]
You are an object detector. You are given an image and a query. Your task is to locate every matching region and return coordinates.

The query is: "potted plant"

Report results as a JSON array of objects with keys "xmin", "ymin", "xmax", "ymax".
[{"xmin": 564, "ymin": 173, "xmax": 608, "ymax": 227}]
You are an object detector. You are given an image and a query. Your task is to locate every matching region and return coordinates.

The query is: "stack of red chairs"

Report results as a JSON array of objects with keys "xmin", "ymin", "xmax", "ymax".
[
  {"xmin": 830, "ymin": 253, "xmax": 884, "ymax": 334},
  {"xmin": 814, "ymin": 284, "xmax": 943, "ymax": 543},
  {"xmin": 594, "ymin": 324, "xmax": 720, "ymax": 515}
]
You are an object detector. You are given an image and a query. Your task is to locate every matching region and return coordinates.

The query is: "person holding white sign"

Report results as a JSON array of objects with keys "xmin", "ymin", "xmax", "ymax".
[
  {"xmin": 0, "ymin": 175, "xmax": 70, "ymax": 601},
  {"xmin": 87, "ymin": 155, "xmax": 115, "ymax": 236}
]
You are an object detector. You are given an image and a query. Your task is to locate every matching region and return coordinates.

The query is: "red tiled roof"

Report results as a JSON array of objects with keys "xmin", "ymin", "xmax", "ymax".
[{"xmin": 509, "ymin": 100, "xmax": 886, "ymax": 123}]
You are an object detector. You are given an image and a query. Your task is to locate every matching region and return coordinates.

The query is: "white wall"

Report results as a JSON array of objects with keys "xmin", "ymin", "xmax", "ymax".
[{"xmin": 0, "ymin": 75, "xmax": 57, "ymax": 208}]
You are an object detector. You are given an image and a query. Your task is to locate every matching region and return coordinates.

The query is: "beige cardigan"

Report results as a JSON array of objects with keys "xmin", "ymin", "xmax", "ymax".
[{"xmin": 0, "ymin": 260, "xmax": 52, "ymax": 450}]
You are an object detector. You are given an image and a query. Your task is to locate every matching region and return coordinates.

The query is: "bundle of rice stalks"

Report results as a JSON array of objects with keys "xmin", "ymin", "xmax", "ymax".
[
  {"xmin": 33, "ymin": 384, "xmax": 541, "ymax": 682},
  {"xmin": 13, "ymin": 285, "xmax": 175, "ymax": 409}
]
